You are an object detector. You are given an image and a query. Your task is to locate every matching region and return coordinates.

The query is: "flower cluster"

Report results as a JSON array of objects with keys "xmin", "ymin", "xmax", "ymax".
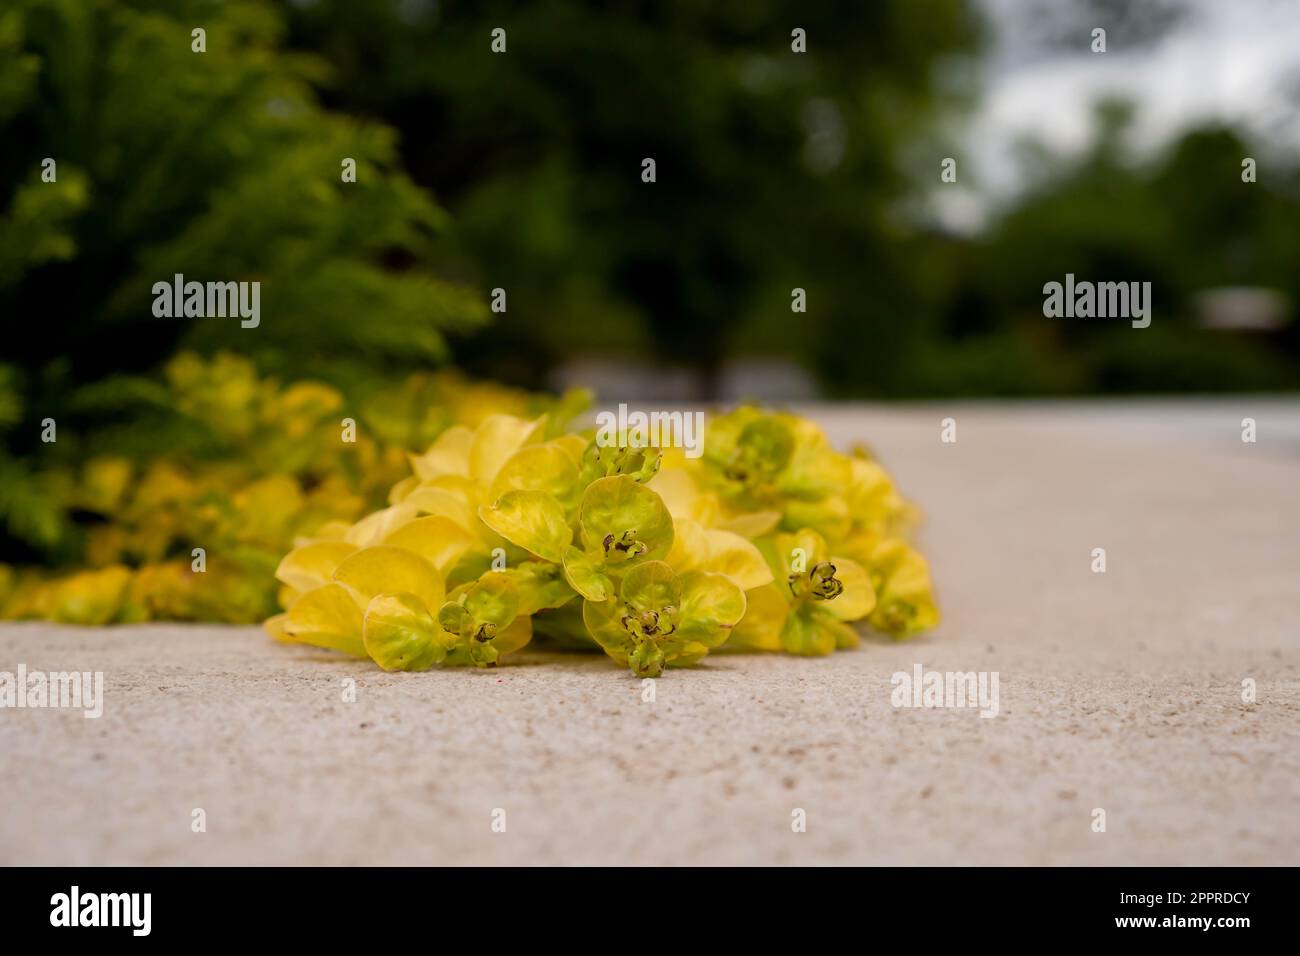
[
  {"xmin": 0, "ymin": 353, "xmax": 559, "ymax": 624},
  {"xmin": 266, "ymin": 406, "xmax": 939, "ymax": 676}
]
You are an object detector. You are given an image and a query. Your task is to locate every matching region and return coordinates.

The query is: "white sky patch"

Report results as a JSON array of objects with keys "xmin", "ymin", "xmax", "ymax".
[{"xmin": 929, "ymin": 0, "xmax": 1300, "ymax": 231}]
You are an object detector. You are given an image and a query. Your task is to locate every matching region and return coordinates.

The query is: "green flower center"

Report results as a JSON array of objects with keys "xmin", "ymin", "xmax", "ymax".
[
  {"xmin": 609, "ymin": 445, "xmax": 661, "ymax": 479},
  {"xmin": 603, "ymin": 529, "xmax": 647, "ymax": 562},
  {"xmin": 723, "ymin": 449, "xmax": 762, "ymax": 486},
  {"xmin": 620, "ymin": 603, "xmax": 678, "ymax": 641},
  {"xmin": 585, "ymin": 443, "xmax": 663, "ymax": 482},
  {"xmin": 722, "ymin": 421, "xmax": 794, "ymax": 487},
  {"xmin": 878, "ymin": 600, "xmax": 914, "ymax": 631},
  {"xmin": 788, "ymin": 561, "xmax": 843, "ymax": 602}
]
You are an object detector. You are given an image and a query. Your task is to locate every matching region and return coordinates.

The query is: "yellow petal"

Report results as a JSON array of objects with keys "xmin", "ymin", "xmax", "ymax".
[
  {"xmin": 344, "ymin": 504, "xmax": 419, "ymax": 546},
  {"xmin": 382, "ymin": 515, "xmax": 477, "ymax": 573},
  {"xmin": 769, "ymin": 529, "xmax": 829, "ymax": 577},
  {"xmin": 489, "ymin": 442, "xmax": 581, "ymax": 506},
  {"xmin": 387, "ymin": 474, "xmax": 419, "ymax": 504},
  {"xmin": 402, "ymin": 482, "xmax": 478, "ymax": 530},
  {"xmin": 363, "ymin": 593, "xmax": 446, "ymax": 671},
  {"xmin": 647, "ymin": 468, "xmax": 716, "ymax": 524},
  {"xmin": 551, "ymin": 433, "xmax": 589, "ymax": 466},
  {"xmin": 275, "ymin": 541, "xmax": 360, "ymax": 593},
  {"xmin": 665, "ymin": 516, "xmax": 709, "ymax": 571},
  {"xmin": 728, "ymin": 584, "xmax": 789, "ymax": 651},
  {"xmin": 668, "ymin": 640, "xmax": 711, "ymax": 668},
  {"xmin": 561, "ymin": 546, "xmax": 613, "ymax": 601},
  {"xmin": 492, "ymin": 613, "xmax": 533, "ymax": 656},
  {"xmin": 409, "ymin": 425, "xmax": 473, "ymax": 480},
  {"xmin": 263, "ymin": 612, "xmax": 289, "ymax": 642},
  {"xmin": 869, "ymin": 547, "xmax": 940, "ymax": 637},
  {"xmin": 302, "ymin": 520, "xmax": 351, "ymax": 543},
  {"xmin": 470, "ymin": 414, "xmax": 546, "ymax": 484},
  {"xmin": 675, "ymin": 570, "xmax": 747, "ymax": 648},
  {"xmin": 702, "ymin": 528, "xmax": 774, "ymax": 590},
  {"xmin": 282, "ymin": 583, "xmax": 366, "ymax": 657},
  {"xmin": 823, "ymin": 556, "xmax": 876, "ymax": 621},
  {"xmin": 478, "ymin": 490, "xmax": 572, "ymax": 562},
  {"xmin": 717, "ymin": 510, "xmax": 781, "ymax": 539},
  {"xmin": 331, "ymin": 546, "xmax": 445, "ymax": 613},
  {"xmin": 847, "ymin": 458, "xmax": 904, "ymax": 523}
]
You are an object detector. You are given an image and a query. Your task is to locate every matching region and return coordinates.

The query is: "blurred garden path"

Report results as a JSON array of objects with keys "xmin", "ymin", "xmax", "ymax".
[{"xmin": 2, "ymin": 400, "xmax": 1297, "ymax": 865}]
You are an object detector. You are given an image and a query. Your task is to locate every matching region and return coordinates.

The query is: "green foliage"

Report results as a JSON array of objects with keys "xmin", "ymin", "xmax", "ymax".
[
  {"xmin": 909, "ymin": 103, "xmax": 1300, "ymax": 396},
  {"xmin": 0, "ymin": 0, "xmax": 496, "ymax": 590},
  {"xmin": 0, "ymin": 0, "xmax": 486, "ymax": 450},
  {"xmin": 282, "ymin": 0, "xmax": 983, "ymax": 389},
  {"xmin": 284, "ymin": 2, "xmax": 1300, "ymax": 397}
]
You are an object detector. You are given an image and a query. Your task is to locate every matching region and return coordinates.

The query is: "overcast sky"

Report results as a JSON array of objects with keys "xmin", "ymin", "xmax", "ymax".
[{"xmin": 939, "ymin": 0, "xmax": 1300, "ymax": 224}]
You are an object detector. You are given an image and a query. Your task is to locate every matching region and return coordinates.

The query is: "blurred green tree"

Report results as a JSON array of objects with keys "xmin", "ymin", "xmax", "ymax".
[
  {"xmin": 922, "ymin": 101, "xmax": 1300, "ymax": 395},
  {"xmin": 283, "ymin": 0, "xmax": 983, "ymax": 395}
]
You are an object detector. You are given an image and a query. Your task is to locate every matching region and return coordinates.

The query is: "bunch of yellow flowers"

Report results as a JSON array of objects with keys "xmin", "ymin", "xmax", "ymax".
[
  {"xmin": 0, "ymin": 353, "xmax": 562, "ymax": 625},
  {"xmin": 267, "ymin": 406, "xmax": 939, "ymax": 676}
]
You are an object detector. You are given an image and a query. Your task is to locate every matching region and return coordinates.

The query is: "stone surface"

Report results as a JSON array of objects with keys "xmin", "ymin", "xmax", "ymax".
[{"xmin": 2, "ymin": 400, "xmax": 1297, "ymax": 865}]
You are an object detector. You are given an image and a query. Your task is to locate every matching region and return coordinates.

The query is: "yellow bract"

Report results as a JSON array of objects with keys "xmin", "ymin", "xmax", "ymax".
[
  {"xmin": 279, "ymin": 583, "xmax": 366, "ymax": 658},
  {"xmin": 469, "ymin": 414, "xmax": 547, "ymax": 484},
  {"xmin": 0, "ymin": 370, "xmax": 941, "ymax": 673},
  {"xmin": 666, "ymin": 518, "xmax": 772, "ymax": 591},
  {"xmin": 1, "ymin": 353, "xmax": 565, "ymax": 627},
  {"xmin": 274, "ymin": 541, "xmax": 359, "ymax": 594},
  {"xmin": 382, "ymin": 516, "xmax": 476, "ymax": 573},
  {"xmin": 362, "ymin": 593, "xmax": 446, "ymax": 672},
  {"xmin": 331, "ymin": 546, "xmax": 445, "ymax": 613},
  {"xmin": 258, "ymin": 403, "xmax": 938, "ymax": 672}
]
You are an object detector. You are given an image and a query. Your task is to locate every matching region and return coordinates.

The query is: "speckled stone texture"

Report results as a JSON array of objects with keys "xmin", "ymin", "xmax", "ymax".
[{"xmin": 2, "ymin": 401, "xmax": 1297, "ymax": 865}]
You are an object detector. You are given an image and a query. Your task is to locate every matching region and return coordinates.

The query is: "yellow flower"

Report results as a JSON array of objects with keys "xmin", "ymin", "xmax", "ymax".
[{"xmin": 731, "ymin": 530, "xmax": 876, "ymax": 656}]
